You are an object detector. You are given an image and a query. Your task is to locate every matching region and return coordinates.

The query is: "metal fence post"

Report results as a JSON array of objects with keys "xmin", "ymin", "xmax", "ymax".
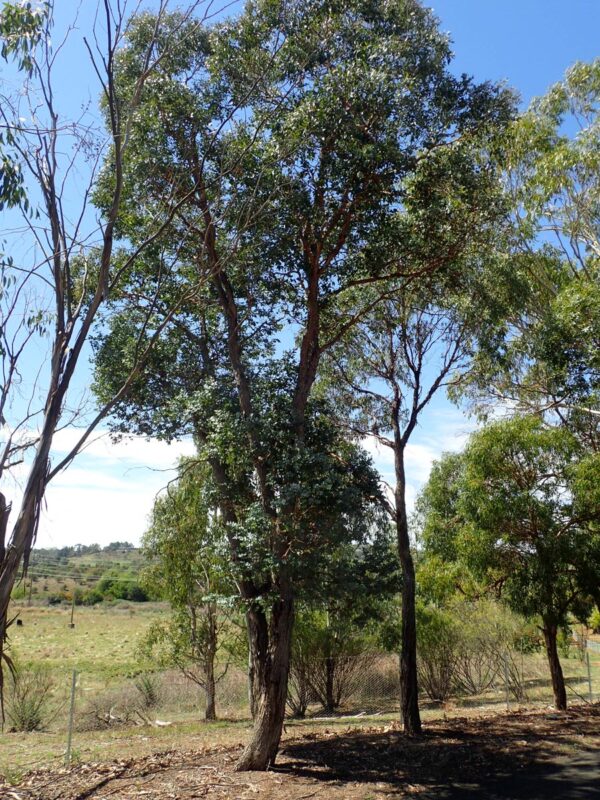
[
  {"xmin": 65, "ymin": 670, "xmax": 77, "ymax": 766},
  {"xmin": 586, "ymin": 651, "xmax": 593, "ymax": 702},
  {"xmin": 504, "ymin": 654, "xmax": 510, "ymax": 711}
]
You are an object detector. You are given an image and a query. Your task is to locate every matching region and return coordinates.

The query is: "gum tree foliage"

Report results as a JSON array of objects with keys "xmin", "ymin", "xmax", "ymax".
[
  {"xmin": 92, "ymin": 0, "xmax": 513, "ymax": 769},
  {"xmin": 418, "ymin": 416, "xmax": 600, "ymax": 711},
  {"xmin": 0, "ymin": 0, "xmax": 45, "ymax": 211},
  {"xmin": 141, "ymin": 459, "xmax": 237, "ymax": 721},
  {"xmin": 464, "ymin": 60, "xmax": 600, "ymax": 438}
]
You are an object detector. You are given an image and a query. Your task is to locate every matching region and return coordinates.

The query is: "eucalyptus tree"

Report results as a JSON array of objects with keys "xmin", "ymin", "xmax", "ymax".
[
  {"xmin": 322, "ymin": 246, "xmax": 516, "ymax": 734},
  {"xmin": 0, "ymin": 0, "xmax": 217, "ymax": 714},
  {"xmin": 419, "ymin": 417, "xmax": 600, "ymax": 710},
  {"xmin": 93, "ymin": 0, "xmax": 513, "ymax": 768},
  {"xmin": 464, "ymin": 60, "xmax": 600, "ymax": 437}
]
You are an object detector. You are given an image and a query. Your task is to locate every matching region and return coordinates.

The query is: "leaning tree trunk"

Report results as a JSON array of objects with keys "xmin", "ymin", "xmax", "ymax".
[
  {"xmin": 394, "ymin": 443, "xmax": 422, "ymax": 735},
  {"xmin": 235, "ymin": 590, "xmax": 294, "ymax": 771},
  {"xmin": 542, "ymin": 620, "xmax": 567, "ymax": 711},
  {"xmin": 0, "ymin": 433, "xmax": 51, "ymax": 719}
]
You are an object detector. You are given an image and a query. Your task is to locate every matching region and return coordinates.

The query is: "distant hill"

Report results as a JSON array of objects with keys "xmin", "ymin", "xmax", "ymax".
[{"xmin": 12, "ymin": 542, "xmax": 155, "ymax": 605}]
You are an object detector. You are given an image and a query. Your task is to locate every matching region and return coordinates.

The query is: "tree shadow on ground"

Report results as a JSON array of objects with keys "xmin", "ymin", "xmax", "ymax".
[{"xmin": 278, "ymin": 705, "xmax": 600, "ymax": 799}]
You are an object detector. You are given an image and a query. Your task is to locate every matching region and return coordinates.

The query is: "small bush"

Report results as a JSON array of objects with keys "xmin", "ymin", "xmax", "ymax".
[
  {"xmin": 82, "ymin": 589, "xmax": 103, "ymax": 606},
  {"xmin": 134, "ymin": 672, "xmax": 161, "ymax": 709},
  {"xmin": 589, "ymin": 607, "xmax": 600, "ymax": 634},
  {"xmin": 6, "ymin": 663, "xmax": 57, "ymax": 732},
  {"xmin": 416, "ymin": 604, "xmax": 458, "ymax": 702}
]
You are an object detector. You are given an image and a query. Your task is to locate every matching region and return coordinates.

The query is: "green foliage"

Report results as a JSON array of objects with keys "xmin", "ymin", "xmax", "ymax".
[
  {"xmin": 415, "ymin": 598, "xmax": 538, "ymax": 702},
  {"xmin": 140, "ymin": 459, "xmax": 239, "ymax": 698},
  {"xmin": 0, "ymin": 1, "xmax": 46, "ymax": 73},
  {"xmin": 0, "ymin": 1, "xmax": 47, "ymax": 211},
  {"xmin": 463, "ymin": 59, "xmax": 600, "ymax": 426},
  {"xmin": 133, "ymin": 672, "xmax": 161, "ymax": 710},
  {"xmin": 419, "ymin": 416, "xmax": 600, "ymax": 630},
  {"xmin": 96, "ymin": 577, "xmax": 149, "ymax": 603},
  {"xmin": 290, "ymin": 607, "xmax": 378, "ymax": 713},
  {"xmin": 588, "ymin": 607, "xmax": 600, "ymax": 634},
  {"xmin": 415, "ymin": 601, "xmax": 459, "ymax": 701}
]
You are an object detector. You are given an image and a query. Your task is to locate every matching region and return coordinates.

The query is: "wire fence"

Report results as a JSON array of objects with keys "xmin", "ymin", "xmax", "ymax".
[{"xmin": 1, "ymin": 643, "xmax": 599, "ymax": 778}]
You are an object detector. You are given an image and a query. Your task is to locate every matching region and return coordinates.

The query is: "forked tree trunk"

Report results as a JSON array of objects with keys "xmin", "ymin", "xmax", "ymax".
[
  {"xmin": 394, "ymin": 446, "xmax": 422, "ymax": 735},
  {"xmin": 542, "ymin": 620, "xmax": 567, "ymax": 711},
  {"xmin": 235, "ymin": 592, "xmax": 294, "ymax": 771}
]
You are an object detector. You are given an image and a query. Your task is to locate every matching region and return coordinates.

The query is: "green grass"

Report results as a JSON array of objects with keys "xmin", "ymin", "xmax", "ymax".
[{"xmin": 8, "ymin": 603, "xmax": 166, "ymax": 684}]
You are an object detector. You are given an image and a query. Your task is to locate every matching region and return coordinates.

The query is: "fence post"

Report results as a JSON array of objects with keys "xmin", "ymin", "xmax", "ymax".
[
  {"xmin": 586, "ymin": 651, "xmax": 593, "ymax": 702},
  {"xmin": 504, "ymin": 654, "xmax": 510, "ymax": 711},
  {"xmin": 65, "ymin": 670, "xmax": 77, "ymax": 766}
]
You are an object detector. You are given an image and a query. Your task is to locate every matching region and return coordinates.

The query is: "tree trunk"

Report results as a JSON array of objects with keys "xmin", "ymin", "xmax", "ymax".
[
  {"xmin": 394, "ymin": 442, "xmax": 422, "ymax": 735},
  {"xmin": 247, "ymin": 614, "xmax": 260, "ymax": 719},
  {"xmin": 236, "ymin": 592, "xmax": 294, "ymax": 771},
  {"xmin": 324, "ymin": 655, "xmax": 335, "ymax": 713},
  {"xmin": 204, "ymin": 664, "xmax": 216, "ymax": 721},
  {"xmin": 542, "ymin": 621, "xmax": 567, "ymax": 711},
  {"xmin": 204, "ymin": 604, "xmax": 218, "ymax": 721}
]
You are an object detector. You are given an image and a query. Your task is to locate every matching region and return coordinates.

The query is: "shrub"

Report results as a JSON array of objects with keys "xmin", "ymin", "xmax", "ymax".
[
  {"xmin": 6, "ymin": 662, "xmax": 57, "ymax": 732},
  {"xmin": 134, "ymin": 672, "xmax": 161, "ymax": 709},
  {"xmin": 589, "ymin": 606, "xmax": 600, "ymax": 634},
  {"xmin": 46, "ymin": 592, "xmax": 66, "ymax": 606},
  {"xmin": 77, "ymin": 685, "xmax": 144, "ymax": 731},
  {"xmin": 82, "ymin": 589, "xmax": 103, "ymax": 606},
  {"xmin": 416, "ymin": 604, "xmax": 459, "ymax": 702},
  {"xmin": 289, "ymin": 610, "xmax": 377, "ymax": 713}
]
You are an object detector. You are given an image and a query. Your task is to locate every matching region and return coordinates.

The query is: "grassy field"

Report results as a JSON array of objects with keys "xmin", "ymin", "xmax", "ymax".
[{"xmin": 7, "ymin": 602, "xmax": 167, "ymax": 683}]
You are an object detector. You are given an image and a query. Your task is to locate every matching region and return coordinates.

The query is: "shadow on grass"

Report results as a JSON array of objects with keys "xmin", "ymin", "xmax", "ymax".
[{"xmin": 278, "ymin": 705, "xmax": 600, "ymax": 799}]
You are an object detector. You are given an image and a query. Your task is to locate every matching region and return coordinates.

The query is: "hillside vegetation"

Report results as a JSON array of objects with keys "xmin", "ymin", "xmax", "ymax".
[{"xmin": 12, "ymin": 543, "xmax": 153, "ymax": 606}]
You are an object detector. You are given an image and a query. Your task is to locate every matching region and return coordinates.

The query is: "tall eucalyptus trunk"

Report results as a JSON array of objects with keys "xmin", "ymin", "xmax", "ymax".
[{"xmin": 393, "ymin": 419, "xmax": 422, "ymax": 735}]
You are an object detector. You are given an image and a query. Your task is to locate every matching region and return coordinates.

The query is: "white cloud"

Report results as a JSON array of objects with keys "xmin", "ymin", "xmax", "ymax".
[{"xmin": 50, "ymin": 428, "xmax": 195, "ymax": 467}]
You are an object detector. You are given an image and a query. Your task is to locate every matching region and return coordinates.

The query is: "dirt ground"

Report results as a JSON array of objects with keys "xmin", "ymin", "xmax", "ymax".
[{"xmin": 3, "ymin": 705, "xmax": 599, "ymax": 800}]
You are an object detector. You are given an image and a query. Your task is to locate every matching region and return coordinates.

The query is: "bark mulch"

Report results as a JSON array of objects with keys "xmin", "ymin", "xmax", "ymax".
[{"xmin": 3, "ymin": 704, "xmax": 599, "ymax": 800}]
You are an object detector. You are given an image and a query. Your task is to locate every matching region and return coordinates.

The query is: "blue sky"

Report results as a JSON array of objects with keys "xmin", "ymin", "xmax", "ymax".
[{"xmin": 9, "ymin": 0, "xmax": 599, "ymax": 548}]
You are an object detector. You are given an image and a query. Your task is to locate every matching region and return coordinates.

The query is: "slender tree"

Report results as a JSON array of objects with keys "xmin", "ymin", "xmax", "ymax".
[
  {"xmin": 142, "ymin": 460, "xmax": 236, "ymax": 721},
  {"xmin": 323, "ymin": 257, "xmax": 514, "ymax": 733}
]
